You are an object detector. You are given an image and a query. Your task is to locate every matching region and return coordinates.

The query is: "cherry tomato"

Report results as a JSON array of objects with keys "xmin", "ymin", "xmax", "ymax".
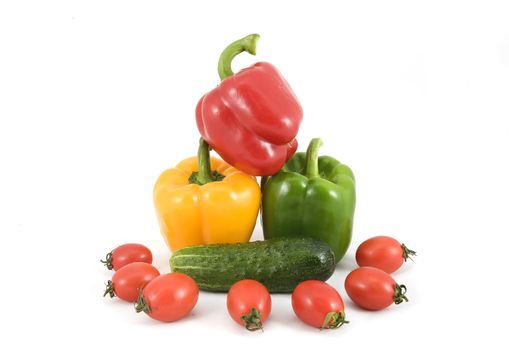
[
  {"xmin": 355, "ymin": 236, "xmax": 416, "ymax": 273},
  {"xmin": 103, "ymin": 262, "xmax": 160, "ymax": 302},
  {"xmin": 344, "ymin": 267, "xmax": 408, "ymax": 311},
  {"xmin": 227, "ymin": 280, "xmax": 271, "ymax": 331},
  {"xmin": 292, "ymin": 280, "xmax": 348, "ymax": 329},
  {"xmin": 135, "ymin": 273, "xmax": 199, "ymax": 322},
  {"xmin": 101, "ymin": 243, "xmax": 153, "ymax": 271}
]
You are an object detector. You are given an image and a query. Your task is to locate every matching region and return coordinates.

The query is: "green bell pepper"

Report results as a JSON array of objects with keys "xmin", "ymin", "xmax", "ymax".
[{"xmin": 262, "ymin": 138, "xmax": 356, "ymax": 263}]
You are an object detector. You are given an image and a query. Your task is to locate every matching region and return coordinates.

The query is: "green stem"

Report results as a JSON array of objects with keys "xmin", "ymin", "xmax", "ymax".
[
  {"xmin": 196, "ymin": 138, "xmax": 214, "ymax": 184},
  {"xmin": 188, "ymin": 138, "xmax": 225, "ymax": 185},
  {"xmin": 218, "ymin": 34, "xmax": 260, "ymax": 81},
  {"xmin": 401, "ymin": 244, "xmax": 417, "ymax": 262},
  {"xmin": 103, "ymin": 280, "xmax": 115, "ymax": 298},
  {"xmin": 240, "ymin": 307, "xmax": 264, "ymax": 332},
  {"xmin": 393, "ymin": 284, "xmax": 409, "ymax": 305},
  {"xmin": 321, "ymin": 311, "xmax": 349, "ymax": 330},
  {"xmin": 305, "ymin": 138, "xmax": 323, "ymax": 178},
  {"xmin": 100, "ymin": 251, "xmax": 113, "ymax": 270},
  {"xmin": 135, "ymin": 290, "xmax": 151, "ymax": 314}
]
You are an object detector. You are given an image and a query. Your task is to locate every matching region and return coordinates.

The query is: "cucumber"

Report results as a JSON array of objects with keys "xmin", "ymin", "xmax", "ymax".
[{"xmin": 169, "ymin": 238, "xmax": 335, "ymax": 293}]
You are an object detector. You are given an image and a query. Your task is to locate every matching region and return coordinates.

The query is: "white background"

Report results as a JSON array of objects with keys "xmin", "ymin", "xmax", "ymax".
[{"xmin": 1, "ymin": 0, "xmax": 508, "ymax": 348}]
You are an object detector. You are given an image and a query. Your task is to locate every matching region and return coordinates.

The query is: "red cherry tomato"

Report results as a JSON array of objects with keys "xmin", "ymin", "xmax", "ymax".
[
  {"xmin": 135, "ymin": 273, "xmax": 199, "ymax": 322},
  {"xmin": 355, "ymin": 236, "xmax": 416, "ymax": 273},
  {"xmin": 101, "ymin": 243, "xmax": 153, "ymax": 271},
  {"xmin": 103, "ymin": 262, "xmax": 159, "ymax": 302},
  {"xmin": 227, "ymin": 280, "xmax": 271, "ymax": 331},
  {"xmin": 292, "ymin": 280, "xmax": 348, "ymax": 329},
  {"xmin": 344, "ymin": 267, "xmax": 408, "ymax": 311}
]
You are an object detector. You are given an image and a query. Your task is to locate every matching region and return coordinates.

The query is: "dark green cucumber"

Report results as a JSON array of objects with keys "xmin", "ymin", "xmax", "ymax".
[{"xmin": 169, "ymin": 238, "xmax": 335, "ymax": 293}]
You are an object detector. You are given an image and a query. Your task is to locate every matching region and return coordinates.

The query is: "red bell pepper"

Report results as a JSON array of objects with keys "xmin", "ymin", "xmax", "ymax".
[{"xmin": 196, "ymin": 34, "xmax": 303, "ymax": 176}]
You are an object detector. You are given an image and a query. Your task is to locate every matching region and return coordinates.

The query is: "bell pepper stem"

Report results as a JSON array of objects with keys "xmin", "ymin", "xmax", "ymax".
[
  {"xmin": 305, "ymin": 138, "xmax": 323, "ymax": 178},
  {"xmin": 188, "ymin": 138, "xmax": 225, "ymax": 185},
  {"xmin": 196, "ymin": 138, "xmax": 215, "ymax": 184},
  {"xmin": 218, "ymin": 34, "xmax": 260, "ymax": 81}
]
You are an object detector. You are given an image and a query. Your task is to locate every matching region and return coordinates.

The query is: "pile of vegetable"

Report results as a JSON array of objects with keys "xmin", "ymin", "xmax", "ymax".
[{"xmin": 101, "ymin": 34, "xmax": 417, "ymax": 331}]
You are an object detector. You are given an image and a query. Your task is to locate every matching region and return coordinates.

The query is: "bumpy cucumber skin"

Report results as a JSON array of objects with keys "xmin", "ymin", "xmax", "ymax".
[{"xmin": 169, "ymin": 238, "xmax": 335, "ymax": 293}]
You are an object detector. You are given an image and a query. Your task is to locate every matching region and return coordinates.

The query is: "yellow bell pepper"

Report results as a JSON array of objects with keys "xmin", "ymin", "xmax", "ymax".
[{"xmin": 154, "ymin": 138, "xmax": 261, "ymax": 251}]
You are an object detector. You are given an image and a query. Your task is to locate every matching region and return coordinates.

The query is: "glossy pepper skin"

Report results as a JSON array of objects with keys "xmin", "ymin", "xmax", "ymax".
[
  {"xmin": 196, "ymin": 34, "xmax": 303, "ymax": 176},
  {"xmin": 154, "ymin": 138, "xmax": 261, "ymax": 252},
  {"xmin": 262, "ymin": 139, "xmax": 355, "ymax": 263}
]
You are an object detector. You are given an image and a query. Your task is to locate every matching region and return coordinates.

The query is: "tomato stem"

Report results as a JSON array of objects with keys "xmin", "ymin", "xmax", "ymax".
[
  {"xmin": 240, "ymin": 308, "xmax": 264, "ymax": 332},
  {"xmin": 100, "ymin": 251, "xmax": 113, "ymax": 270},
  {"xmin": 135, "ymin": 290, "xmax": 151, "ymax": 314},
  {"xmin": 103, "ymin": 280, "xmax": 115, "ymax": 298},
  {"xmin": 393, "ymin": 284, "xmax": 409, "ymax": 305},
  {"xmin": 401, "ymin": 244, "xmax": 417, "ymax": 262},
  {"xmin": 321, "ymin": 311, "xmax": 349, "ymax": 330}
]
